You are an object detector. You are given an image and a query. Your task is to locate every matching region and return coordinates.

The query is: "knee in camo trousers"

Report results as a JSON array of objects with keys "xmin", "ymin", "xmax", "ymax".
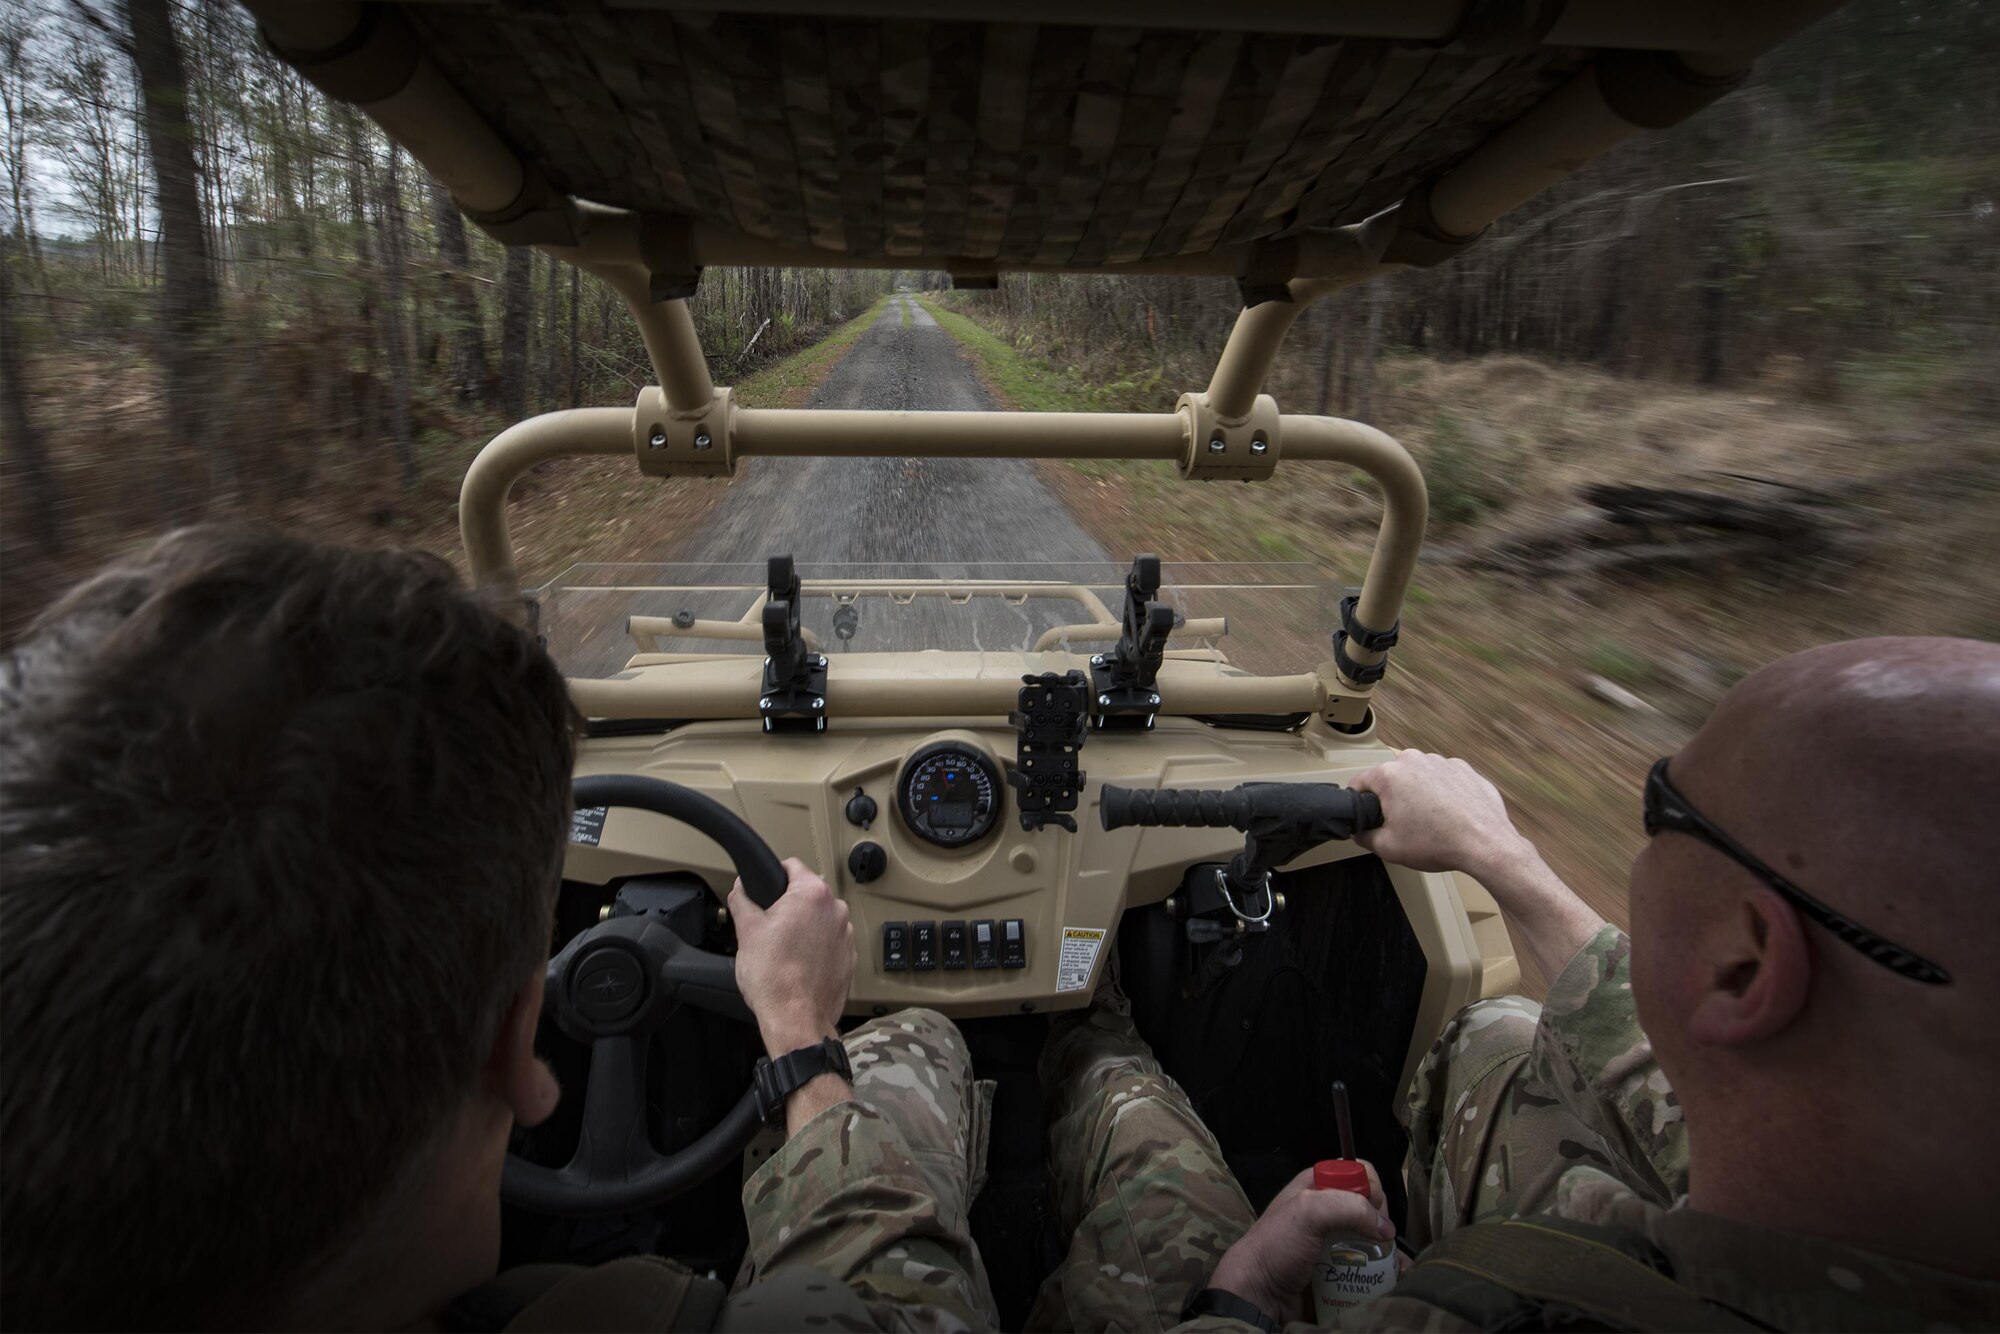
[{"xmin": 1028, "ymin": 1004, "xmax": 1257, "ymax": 1332}]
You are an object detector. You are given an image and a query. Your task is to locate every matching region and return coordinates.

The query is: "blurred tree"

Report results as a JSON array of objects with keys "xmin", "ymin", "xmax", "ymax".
[
  {"xmin": 499, "ymin": 245, "xmax": 530, "ymax": 421},
  {"xmin": 0, "ymin": 224, "xmax": 58, "ymax": 553},
  {"xmin": 430, "ymin": 174, "xmax": 489, "ymax": 403},
  {"xmin": 374, "ymin": 142, "xmax": 415, "ymax": 484},
  {"xmin": 123, "ymin": 0, "xmax": 221, "ymax": 504}
]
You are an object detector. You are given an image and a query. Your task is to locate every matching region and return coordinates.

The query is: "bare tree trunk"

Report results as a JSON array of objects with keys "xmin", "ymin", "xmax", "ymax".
[
  {"xmin": 428, "ymin": 174, "xmax": 489, "ymax": 402},
  {"xmin": 340, "ymin": 107, "xmax": 379, "ymax": 443},
  {"xmin": 1313, "ymin": 299, "xmax": 1335, "ymax": 415},
  {"xmin": 568, "ymin": 264, "xmax": 581, "ymax": 407},
  {"xmin": 1697, "ymin": 230, "xmax": 1728, "ymax": 386},
  {"xmin": 500, "ymin": 246, "xmax": 531, "ymax": 421},
  {"xmin": 375, "ymin": 144, "xmax": 416, "ymax": 485},
  {"xmin": 123, "ymin": 0, "xmax": 221, "ymax": 510},
  {"xmin": 541, "ymin": 250, "xmax": 560, "ymax": 408},
  {"xmin": 1354, "ymin": 281, "xmax": 1384, "ymax": 422},
  {"xmin": 0, "ymin": 228, "xmax": 59, "ymax": 553}
]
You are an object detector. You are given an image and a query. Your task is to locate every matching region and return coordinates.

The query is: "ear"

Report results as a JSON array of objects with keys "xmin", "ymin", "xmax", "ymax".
[
  {"xmin": 488, "ymin": 966, "xmax": 560, "ymax": 1129},
  {"xmin": 1686, "ymin": 885, "xmax": 1813, "ymax": 1048}
]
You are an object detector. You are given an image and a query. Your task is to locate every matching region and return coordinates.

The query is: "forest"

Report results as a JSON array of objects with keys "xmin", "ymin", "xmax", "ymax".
[
  {"xmin": 2, "ymin": 0, "xmax": 1996, "ymax": 646},
  {"xmin": 0, "ymin": 0, "xmax": 895, "ymax": 633}
]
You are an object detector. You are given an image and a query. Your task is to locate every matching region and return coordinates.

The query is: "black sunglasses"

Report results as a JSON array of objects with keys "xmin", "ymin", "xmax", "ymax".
[{"xmin": 1643, "ymin": 758, "xmax": 1950, "ymax": 986}]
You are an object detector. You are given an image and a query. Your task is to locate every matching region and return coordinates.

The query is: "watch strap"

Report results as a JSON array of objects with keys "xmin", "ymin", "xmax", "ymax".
[
  {"xmin": 1179, "ymin": 1285, "xmax": 1280, "ymax": 1332},
  {"xmin": 752, "ymin": 1036, "xmax": 853, "ymax": 1124}
]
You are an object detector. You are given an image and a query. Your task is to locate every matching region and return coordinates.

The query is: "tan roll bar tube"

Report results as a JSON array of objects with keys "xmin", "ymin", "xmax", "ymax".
[
  {"xmin": 567, "ymin": 655, "xmax": 1323, "ymax": 723},
  {"xmin": 458, "ymin": 404, "xmax": 1425, "ymax": 719},
  {"xmin": 459, "ymin": 409, "xmax": 632, "ymax": 600}
]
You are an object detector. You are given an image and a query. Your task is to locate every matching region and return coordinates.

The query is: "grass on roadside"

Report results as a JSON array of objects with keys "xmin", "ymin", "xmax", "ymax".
[
  {"xmin": 733, "ymin": 295, "xmax": 889, "ymax": 408},
  {"xmin": 918, "ymin": 298, "xmax": 1161, "ymax": 412}
]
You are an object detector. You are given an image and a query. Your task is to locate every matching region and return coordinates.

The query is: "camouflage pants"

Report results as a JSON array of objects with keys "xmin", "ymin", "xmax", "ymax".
[
  {"xmin": 738, "ymin": 1008, "xmax": 1001, "ymax": 1330},
  {"xmin": 1026, "ymin": 1004, "xmax": 1256, "ymax": 1332},
  {"xmin": 1402, "ymin": 996, "xmax": 1686, "ymax": 1252}
]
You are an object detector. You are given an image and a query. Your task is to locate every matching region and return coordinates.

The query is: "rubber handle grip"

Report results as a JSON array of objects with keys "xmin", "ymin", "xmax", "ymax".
[
  {"xmin": 1100, "ymin": 786, "xmax": 1252, "ymax": 830},
  {"xmin": 1353, "ymin": 790, "xmax": 1385, "ymax": 832},
  {"xmin": 1100, "ymin": 784, "xmax": 1387, "ymax": 834}
]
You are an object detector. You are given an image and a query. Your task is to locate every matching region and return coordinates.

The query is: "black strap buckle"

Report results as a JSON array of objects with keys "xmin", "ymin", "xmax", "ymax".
[
  {"xmin": 751, "ymin": 1036, "xmax": 853, "ymax": 1124},
  {"xmin": 1180, "ymin": 1286, "xmax": 1280, "ymax": 1333},
  {"xmin": 1331, "ymin": 593, "xmax": 1399, "ymax": 686}
]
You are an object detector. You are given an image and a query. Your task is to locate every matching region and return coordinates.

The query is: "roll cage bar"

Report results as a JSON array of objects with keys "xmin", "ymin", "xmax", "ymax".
[{"xmin": 247, "ymin": 0, "xmax": 1840, "ymax": 728}]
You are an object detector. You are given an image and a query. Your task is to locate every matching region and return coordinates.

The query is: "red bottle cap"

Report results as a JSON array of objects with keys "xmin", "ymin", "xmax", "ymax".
[{"xmin": 1313, "ymin": 1159, "xmax": 1371, "ymax": 1195}]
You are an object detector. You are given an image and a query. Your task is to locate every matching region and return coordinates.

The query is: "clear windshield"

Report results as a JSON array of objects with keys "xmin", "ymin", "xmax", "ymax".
[{"xmin": 532, "ymin": 561, "xmax": 1333, "ymax": 680}]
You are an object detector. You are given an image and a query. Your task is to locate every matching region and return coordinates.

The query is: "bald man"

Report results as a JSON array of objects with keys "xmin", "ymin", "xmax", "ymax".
[{"xmin": 1136, "ymin": 638, "xmax": 2000, "ymax": 1329}]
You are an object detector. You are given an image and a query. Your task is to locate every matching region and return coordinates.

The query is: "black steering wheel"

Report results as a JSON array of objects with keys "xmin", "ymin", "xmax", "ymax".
[{"xmin": 502, "ymin": 774, "xmax": 786, "ymax": 1217}]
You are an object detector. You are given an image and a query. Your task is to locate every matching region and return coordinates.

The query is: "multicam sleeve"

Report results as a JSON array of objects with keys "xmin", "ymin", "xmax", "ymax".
[
  {"xmin": 1530, "ymin": 925, "xmax": 1689, "ymax": 1201},
  {"xmin": 740, "ymin": 1100, "xmax": 991, "ymax": 1333}
]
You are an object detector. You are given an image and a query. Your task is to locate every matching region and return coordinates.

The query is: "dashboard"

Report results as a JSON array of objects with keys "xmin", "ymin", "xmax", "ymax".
[{"xmin": 559, "ymin": 714, "xmax": 1438, "ymax": 1018}]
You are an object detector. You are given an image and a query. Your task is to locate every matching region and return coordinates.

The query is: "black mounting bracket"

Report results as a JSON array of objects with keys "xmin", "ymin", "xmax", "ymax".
[
  {"xmin": 1330, "ymin": 593, "xmax": 1400, "ymax": 687},
  {"xmin": 1090, "ymin": 554, "xmax": 1174, "ymax": 731},
  {"xmin": 758, "ymin": 554, "xmax": 827, "ymax": 733},
  {"xmin": 1009, "ymin": 671, "xmax": 1089, "ymax": 832}
]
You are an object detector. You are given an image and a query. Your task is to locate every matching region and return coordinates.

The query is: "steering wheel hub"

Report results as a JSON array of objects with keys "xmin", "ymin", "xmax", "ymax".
[{"xmin": 571, "ymin": 945, "xmax": 649, "ymax": 1027}]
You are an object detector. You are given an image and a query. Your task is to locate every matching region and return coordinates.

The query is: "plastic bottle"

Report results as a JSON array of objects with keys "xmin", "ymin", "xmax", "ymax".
[{"xmin": 1310, "ymin": 1159, "xmax": 1397, "ymax": 1321}]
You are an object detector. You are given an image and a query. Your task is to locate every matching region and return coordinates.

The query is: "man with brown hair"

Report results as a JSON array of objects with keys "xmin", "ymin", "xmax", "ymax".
[{"xmin": 0, "ymin": 528, "xmax": 993, "ymax": 1331}]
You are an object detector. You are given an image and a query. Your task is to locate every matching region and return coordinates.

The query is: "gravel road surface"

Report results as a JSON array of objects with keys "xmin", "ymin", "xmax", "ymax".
[
  {"xmin": 686, "ymin": 294, "xmax": 1106, "ymax": 566},
  {"xmin": 548, "ymin": 294, "xmax": 1119, "ymax": 674}
]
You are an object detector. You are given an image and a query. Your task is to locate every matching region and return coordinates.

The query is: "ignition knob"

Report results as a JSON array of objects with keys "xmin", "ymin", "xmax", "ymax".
[
  {"xmin": 845, "ymin": 787, "xmax": 878, "ymax": 829},
  {"xmin": 848, "ymin": 841, "xmax": 887, "ymax": 884}
]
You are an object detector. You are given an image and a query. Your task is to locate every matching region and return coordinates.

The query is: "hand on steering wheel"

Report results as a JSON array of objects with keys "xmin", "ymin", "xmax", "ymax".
[
  {"xmin": 730, "ymin": 859, "xmax": 855, "ymax": 1059},
  {"xmin": 502, "ymin": 774, "xmax": 794, "ymax": 1217}
]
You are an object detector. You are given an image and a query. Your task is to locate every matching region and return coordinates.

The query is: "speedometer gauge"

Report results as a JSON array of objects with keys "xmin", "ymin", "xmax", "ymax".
[{"xmin": 896, "ymin": 742, "xmax": 1003, "ymax": 848}]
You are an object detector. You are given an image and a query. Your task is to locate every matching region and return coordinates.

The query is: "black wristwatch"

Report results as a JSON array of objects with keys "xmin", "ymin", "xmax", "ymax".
[
  {"xmin": 1180, "ymin": 1285, "xmax": 1280, "ymax": 1332},
  {"xmin": 751, "ymin": 1036, "xmax": 853, "ymax": 1124}
]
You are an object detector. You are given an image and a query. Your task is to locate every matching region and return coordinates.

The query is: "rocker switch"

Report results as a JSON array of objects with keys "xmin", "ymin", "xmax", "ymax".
[
  {"xmin": 971, "ymin": 920, "xmax": 1000, "ymax": 969},
  {"xmin": 941, "ymin": 921, "xmax": 969, "ymax": 970},
  {"xmin": 881, "ymin": 921, "xmax": 909, "ymax": 971},
  {"xmin": 1000, "ymin": 919, "xmax": 1027, "ymax": 969},
  {"xmin": 912, "ymin": 921, "xmax": 938, "ymax": 971}
]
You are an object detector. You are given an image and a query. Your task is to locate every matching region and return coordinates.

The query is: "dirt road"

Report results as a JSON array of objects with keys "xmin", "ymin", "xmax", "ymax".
[
  {"xmin": 685, "ymin": 294, "xmax": 1106, "ymax": 566},
  {"xmin": 547, "ymin": 294, "xmax": 1114, "ymax": 674}
]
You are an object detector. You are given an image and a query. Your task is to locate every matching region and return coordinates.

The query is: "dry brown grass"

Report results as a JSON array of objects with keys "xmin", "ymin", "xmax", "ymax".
[{"xmin": 1, "ymin": 298, "xmax": 887, "ymax": 644}]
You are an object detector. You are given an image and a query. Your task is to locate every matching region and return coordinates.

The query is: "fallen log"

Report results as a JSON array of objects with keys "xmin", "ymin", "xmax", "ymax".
[{"xmin": 1459, "ymin": 480, "xmax": 1855, "ymax": 579}]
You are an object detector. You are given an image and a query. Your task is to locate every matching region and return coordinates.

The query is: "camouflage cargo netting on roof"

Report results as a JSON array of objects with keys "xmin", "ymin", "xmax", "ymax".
[{"xmin": 405, "ymin": 6, "xmax": 1593, "ymax": 265}]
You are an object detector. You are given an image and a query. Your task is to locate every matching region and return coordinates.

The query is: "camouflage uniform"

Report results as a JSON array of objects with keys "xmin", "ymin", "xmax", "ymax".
[
  {"xmin": 1399, "ymin": 925, "xmax": 1687, "ymax": 1251},
  {"xmin": 1177, "ymin": 926, "xmax": 2000, "ymax": 1331},
  {"xmin": 1026, "ymin": 991, "xmax": 1258, "ymax": 1332},
  {"xmin": 732, "ymin": 1007, "xmax": 1001, "ymax": 1332},
  {"xmin": 1340, "ymin": 925, "xmax": 2000, "ymax": 1331}
]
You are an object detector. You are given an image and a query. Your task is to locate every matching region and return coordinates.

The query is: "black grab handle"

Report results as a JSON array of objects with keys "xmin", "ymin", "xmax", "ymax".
[
  {"xmin": 1100, "ymin": 782, "xmax": 1383, "ymax": 835},
  {"xmin": 1101, "ymin": 785, "xmax": 1254, "ymax": 830}
]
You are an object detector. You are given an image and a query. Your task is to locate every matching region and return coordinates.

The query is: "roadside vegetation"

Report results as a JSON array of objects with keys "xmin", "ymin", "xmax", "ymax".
[
  {"xmin": 924, "ymin": 297, "xmax": 1998, "ymax": 990},
  {"xmin": 924, "ymin": 115, "xmax": 2000, "ymax": 996},
  {"xmin": 0, "ymin": 0, "xmax": 893, "ymax": 640},
  {"xmin": 918, "ymin": 1, "xmax": 2000, "ymax": 988}
]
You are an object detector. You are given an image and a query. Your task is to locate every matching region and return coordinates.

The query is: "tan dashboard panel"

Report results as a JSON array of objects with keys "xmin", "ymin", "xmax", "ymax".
[{"xmin": 562, "ymin": 715, "xmax": 1490, "ymax": 1038}]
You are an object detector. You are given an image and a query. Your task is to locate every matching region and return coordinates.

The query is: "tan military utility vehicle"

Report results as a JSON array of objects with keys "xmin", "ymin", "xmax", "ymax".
[{"xmin": 253, "ymin": 2, "xmax": 1837, "ymax": 1313}]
